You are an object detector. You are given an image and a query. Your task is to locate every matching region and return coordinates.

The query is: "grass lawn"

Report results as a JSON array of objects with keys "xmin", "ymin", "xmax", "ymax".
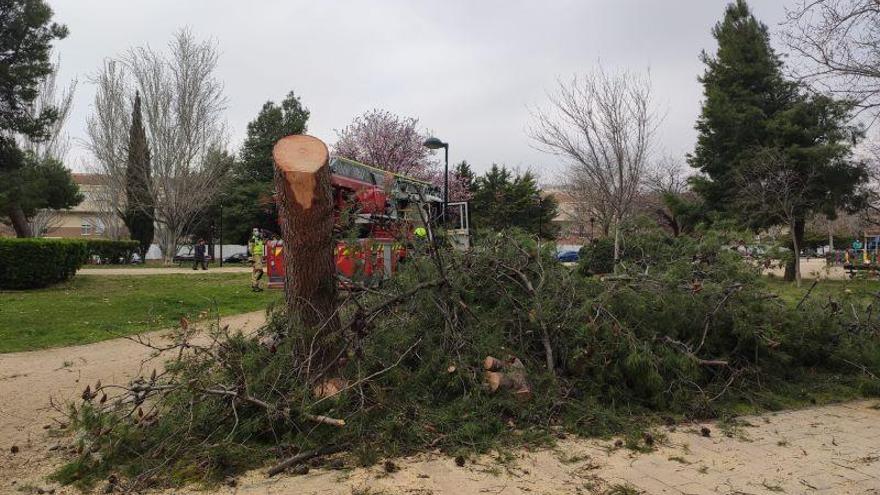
[
  {"xmin": 764, "ymin": 276, "xmax": 880, "ymax": 307},
  {"xmin": 0, "ymin": 273, "xmax": 279, "ymax": 353}
]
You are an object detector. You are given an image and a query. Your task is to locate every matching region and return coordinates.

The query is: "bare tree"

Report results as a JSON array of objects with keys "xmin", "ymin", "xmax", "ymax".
[
  {"xmin": 563, "ymin": 175, "xmax": 613, "ymax": 239},
  {"xmin": 7, "ymin": 56, "xmax": 78, "ymax": 235},
  {"xmin": 82, "ymin": 176, "xmax": 128, "ymax": 240},
  {"xmin": 736, "ymin": 150, "xmax": 818, "ymax": 286},
  {"xmin": 85, "ymin": 30, "xmax": 229, "ymax": 261},
  {"xmin": 784, "ymin": 1, "xmax": 880, "ymax": 119},
  {"xmin": 126, "ymin": 30, "xmax": 229, "ymax": 262},
  {"xmin": 84, "ymin": 59, "xmax": 130, "ymax": 240},
  {"xmin": 807, "ymin": 210, "xmax": 863, "ymax": 251},
  {"xmin": 18, "ymin": 56, "xmax": 76, "ymax": 162},
  {"xmin": 645, "ymin": 155, "xmax": 688, "ymax": 197},
  {"xmin": 531, "ymin": 68, "xmax": 659, "ymax": 262},
  {"xmin": 28, "ymin": 208, "xmax": 62, "ymax": 237},
  {"xmin": 643, "ymin": 155, "xmax": 692, "ymax": 236}
]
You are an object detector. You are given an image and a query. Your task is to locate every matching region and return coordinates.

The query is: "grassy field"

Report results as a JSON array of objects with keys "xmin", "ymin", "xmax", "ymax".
[
  {"xmin": 0, "ymin": 273, "xmax": 278, "ymax": 353},
  {"xmin": 764, "ymin": 276, "xmax": 880, "ymax": 306}
]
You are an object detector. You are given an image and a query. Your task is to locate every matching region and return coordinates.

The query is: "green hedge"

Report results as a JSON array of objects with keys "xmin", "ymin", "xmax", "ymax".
[
  {"xmin": 84, "ymin": 239, "xmax": 139, "ymax": 264},
  {"xmin": 0, "ymin": 238, "xmax": 89, "ymax": 290}
]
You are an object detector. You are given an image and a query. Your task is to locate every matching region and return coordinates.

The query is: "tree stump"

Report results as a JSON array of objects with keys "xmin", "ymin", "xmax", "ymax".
[{"xmin": 273, "ymin": 135, "xmax": 341, "ymax": 374}]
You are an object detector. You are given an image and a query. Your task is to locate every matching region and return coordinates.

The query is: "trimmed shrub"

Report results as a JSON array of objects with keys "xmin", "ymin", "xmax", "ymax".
[
  {"xmin": 578, "ymin": 238, "xmax": 615, "ymax": 275},
  {"xmin": 0, "ymin": 238, "xmax": 88, "ymax": 289},
  {"xmin": 84, "ymin": 239, "xmax": 139, "ymax": 264}
]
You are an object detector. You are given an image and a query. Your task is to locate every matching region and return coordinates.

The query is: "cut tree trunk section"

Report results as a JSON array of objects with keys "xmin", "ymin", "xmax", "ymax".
[
  {"xmin": 273, "ymin": 135, "xmax": 341, "ymax": 380},
  {"xmin": 483, "ymin": 355, "xmax": 531, "ymax": 401}
]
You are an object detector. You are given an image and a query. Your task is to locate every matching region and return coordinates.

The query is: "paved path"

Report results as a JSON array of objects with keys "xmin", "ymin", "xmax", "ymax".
[{"xmin": 77, "ymin": 266, "xmax": 250, "ymax": 276}]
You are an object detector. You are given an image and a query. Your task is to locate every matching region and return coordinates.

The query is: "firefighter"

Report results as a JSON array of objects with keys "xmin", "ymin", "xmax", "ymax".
[
  {"xmin": 412, "ymin": 225, "xmax": 429, "ymax": 254},
  {"xmin": 249, "ymin": 229, "xmax": 265, "ymax": 292}
]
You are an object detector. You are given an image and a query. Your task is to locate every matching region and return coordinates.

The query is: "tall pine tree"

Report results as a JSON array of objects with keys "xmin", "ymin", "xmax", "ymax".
[
  {"xmin": 691, "ymin": 0, "xmax": 866, "ymax": 280},
  {"xmin": 689, "ymin": 0, "xmax": 797, "ymax": 213},
  {"xmin": 0, "ymin": 0, "xmax": 78, "ymax": 237},
  {"xmin": 470, "ymin": 164, "xmax": 558, "ymax": 238},
  {"xmin": 123, "ymin": 92, "xmax": 154, "ymax": 258}
]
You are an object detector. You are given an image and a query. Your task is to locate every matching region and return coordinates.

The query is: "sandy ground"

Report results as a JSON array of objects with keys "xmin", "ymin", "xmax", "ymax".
[
  {"xmin": 763, "ymin": 257, "xmax": 855, "ymax": 280},
  {"xmin": 77, "ymin": 267, "xmax": 250, "ymax": 276},
  {"xmin": 0, "ymin": 311, "xmax": 267, "ymax": 493},
  {"xmin": 2, "ymin": 313, "xmax": 879, "ymax": 494}
]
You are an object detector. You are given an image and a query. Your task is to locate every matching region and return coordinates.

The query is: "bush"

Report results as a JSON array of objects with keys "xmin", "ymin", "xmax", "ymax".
[
  {"xmin": 84, "ymin": 239, "xmax": 139, "ymax": 264},
  {"xmin": 0, "ymin": 238, "xmax": 88, "ymax": 289},
  {"xmin": 578, "ymin": 238, "xmax": 615, "ymax": 275}
]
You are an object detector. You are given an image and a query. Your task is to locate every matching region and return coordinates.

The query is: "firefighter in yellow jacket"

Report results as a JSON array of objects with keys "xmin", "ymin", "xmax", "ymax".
[{"xmin": 249, "ymin": 229, "xmax": 265, "ymax": 292}]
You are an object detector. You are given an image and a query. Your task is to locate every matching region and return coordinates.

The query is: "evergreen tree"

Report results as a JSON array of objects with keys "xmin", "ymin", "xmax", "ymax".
[
  {"xmin": 0, "ymin": 0, "xmax": 75, "ymax": 237},
  {"xmin": 453, "ymin": 160, "xmax": 476, "ymax": 194},
  {"xmin": 691, "ymin": 0, "xmax": 866, "ymax": 280},
  {"xmin": 219, "ymin": 91, "xmax": 309, "ymax": 243},
  {"xmin": 238, "ymin": 91, "xmax": 310, "ymax": 183},
  {"xmin": 123, "ymin": 92, "xmax": 154, "ymax": 257},
  {"xmin": 689, "ymin": 0, "xmax": 797, "ymax": 213},
  {"xmin": 470, "ymin": 164, "xmax": 558, "ymax": 238}
]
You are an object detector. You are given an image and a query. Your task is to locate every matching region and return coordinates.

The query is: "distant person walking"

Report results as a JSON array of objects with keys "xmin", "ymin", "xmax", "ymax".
[
  {"xmin": 249, "ymin": 229, "xmax": 265, "ymax": 291},
  {"xmin": 193, "ymin": 239, "xmax": 208, "ymax": 270}
]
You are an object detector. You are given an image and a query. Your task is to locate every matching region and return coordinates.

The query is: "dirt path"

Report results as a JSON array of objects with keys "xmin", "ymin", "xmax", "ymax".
[
  {"xmin": 2, "ymin": 316, "xmax": 879, "ymax": 494},
  {"xmin": 77, "ymin": 267, "xmax": 250, "ymax": 276},
  {"xmin": 0, "ymin": 311, "xmax": 267, "ymax": 492}
]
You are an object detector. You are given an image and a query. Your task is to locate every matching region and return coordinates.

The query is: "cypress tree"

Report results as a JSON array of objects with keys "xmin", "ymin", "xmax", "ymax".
[{"xmin": 123, "ymin": 92, "xmax": 155, "ymax": 258}]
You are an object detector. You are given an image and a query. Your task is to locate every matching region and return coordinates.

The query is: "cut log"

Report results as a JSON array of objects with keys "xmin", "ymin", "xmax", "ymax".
[
  {"xmin": 483, "ymin": 356, "xmax": 504, "ymax": 372},
  {"xmin": 482, "ymin": 355, "xmax": 531, "ymax": 401},
  {"xmin": 312, "ymin": 377, "xmax": 348, "ymax": 399}
]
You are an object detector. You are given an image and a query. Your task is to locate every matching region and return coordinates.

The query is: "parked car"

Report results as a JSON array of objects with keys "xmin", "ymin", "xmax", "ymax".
[
  {"xmin": 556, "ymin": 250, "xmax": 580, "ymax": 263},
  {"xmin": 223, "ymin": 252, "xmax": 249, "ymax": 264}
]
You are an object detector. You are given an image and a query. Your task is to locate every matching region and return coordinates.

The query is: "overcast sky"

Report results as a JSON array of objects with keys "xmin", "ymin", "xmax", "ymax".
[{"xmin": 51, "ymin": 0, "xmax": 789, "ymax": 181}]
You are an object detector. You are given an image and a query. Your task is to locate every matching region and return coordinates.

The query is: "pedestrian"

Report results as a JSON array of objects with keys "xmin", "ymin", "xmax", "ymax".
[
  {"xmin": 193, "ymin": 239, "xmax": 208, "ymax": 270},
  {"xmin": 249, "ymin": 229, "xmax": 265, "ymax": 292}
]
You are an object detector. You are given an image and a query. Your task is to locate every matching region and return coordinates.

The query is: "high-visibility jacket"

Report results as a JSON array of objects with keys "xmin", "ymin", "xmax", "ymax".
[{"xmin": 251, "ymin": 238, "xmax": 264, "ymax": 257}]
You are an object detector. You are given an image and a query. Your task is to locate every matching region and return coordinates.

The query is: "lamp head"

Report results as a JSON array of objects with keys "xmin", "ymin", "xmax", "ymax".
[{"xmin": 423, "ymin": 137, "xmax": 447, "ymax": 150}]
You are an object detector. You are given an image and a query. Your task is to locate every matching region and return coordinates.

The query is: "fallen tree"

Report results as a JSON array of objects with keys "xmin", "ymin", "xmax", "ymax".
[{"xmin": 53, "ymin": 224, "xmax": 880, "ymax": 491}]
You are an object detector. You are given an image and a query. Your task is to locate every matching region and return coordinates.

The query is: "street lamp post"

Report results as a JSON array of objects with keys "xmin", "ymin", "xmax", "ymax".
[
  {"xmin": 423, "ymin": 136, "xmax": 449, "ymax": 222},
  {"xmin": 218, "ymin": 201, "xmax": 224, "ymax": 267}
]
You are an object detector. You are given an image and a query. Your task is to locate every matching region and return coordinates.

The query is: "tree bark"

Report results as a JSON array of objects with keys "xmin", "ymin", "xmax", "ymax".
[
  {"xmin": 8, "ymin": 204, "xmax": 33, "ymax": 238},
  {"xmin": 612, "ymin": 218, "xmax": 621, "ymax": 272},
  {"xmin": 784, "ymin": 218, "xmax": 805, "ymax": 283},
  {"xmin": 272, "ymin": 135, "xmax": 339, "ymax": 334}
]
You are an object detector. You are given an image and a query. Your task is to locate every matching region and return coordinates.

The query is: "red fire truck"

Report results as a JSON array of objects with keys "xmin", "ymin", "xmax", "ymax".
[{"xmin": 265, "ymin": 157, "xmax": 450, "ymax": 288}]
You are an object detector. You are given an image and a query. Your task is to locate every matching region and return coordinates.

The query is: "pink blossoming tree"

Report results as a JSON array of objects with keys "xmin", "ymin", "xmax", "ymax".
[{"xmin": 333, "ymin": 109, "xmax": 472, "ymax": 201}]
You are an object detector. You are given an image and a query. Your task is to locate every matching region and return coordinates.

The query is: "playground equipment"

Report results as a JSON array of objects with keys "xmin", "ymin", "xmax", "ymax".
[{"xmin": 842, "ymin": 232, "xmax": 880, "ymax": 278}]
